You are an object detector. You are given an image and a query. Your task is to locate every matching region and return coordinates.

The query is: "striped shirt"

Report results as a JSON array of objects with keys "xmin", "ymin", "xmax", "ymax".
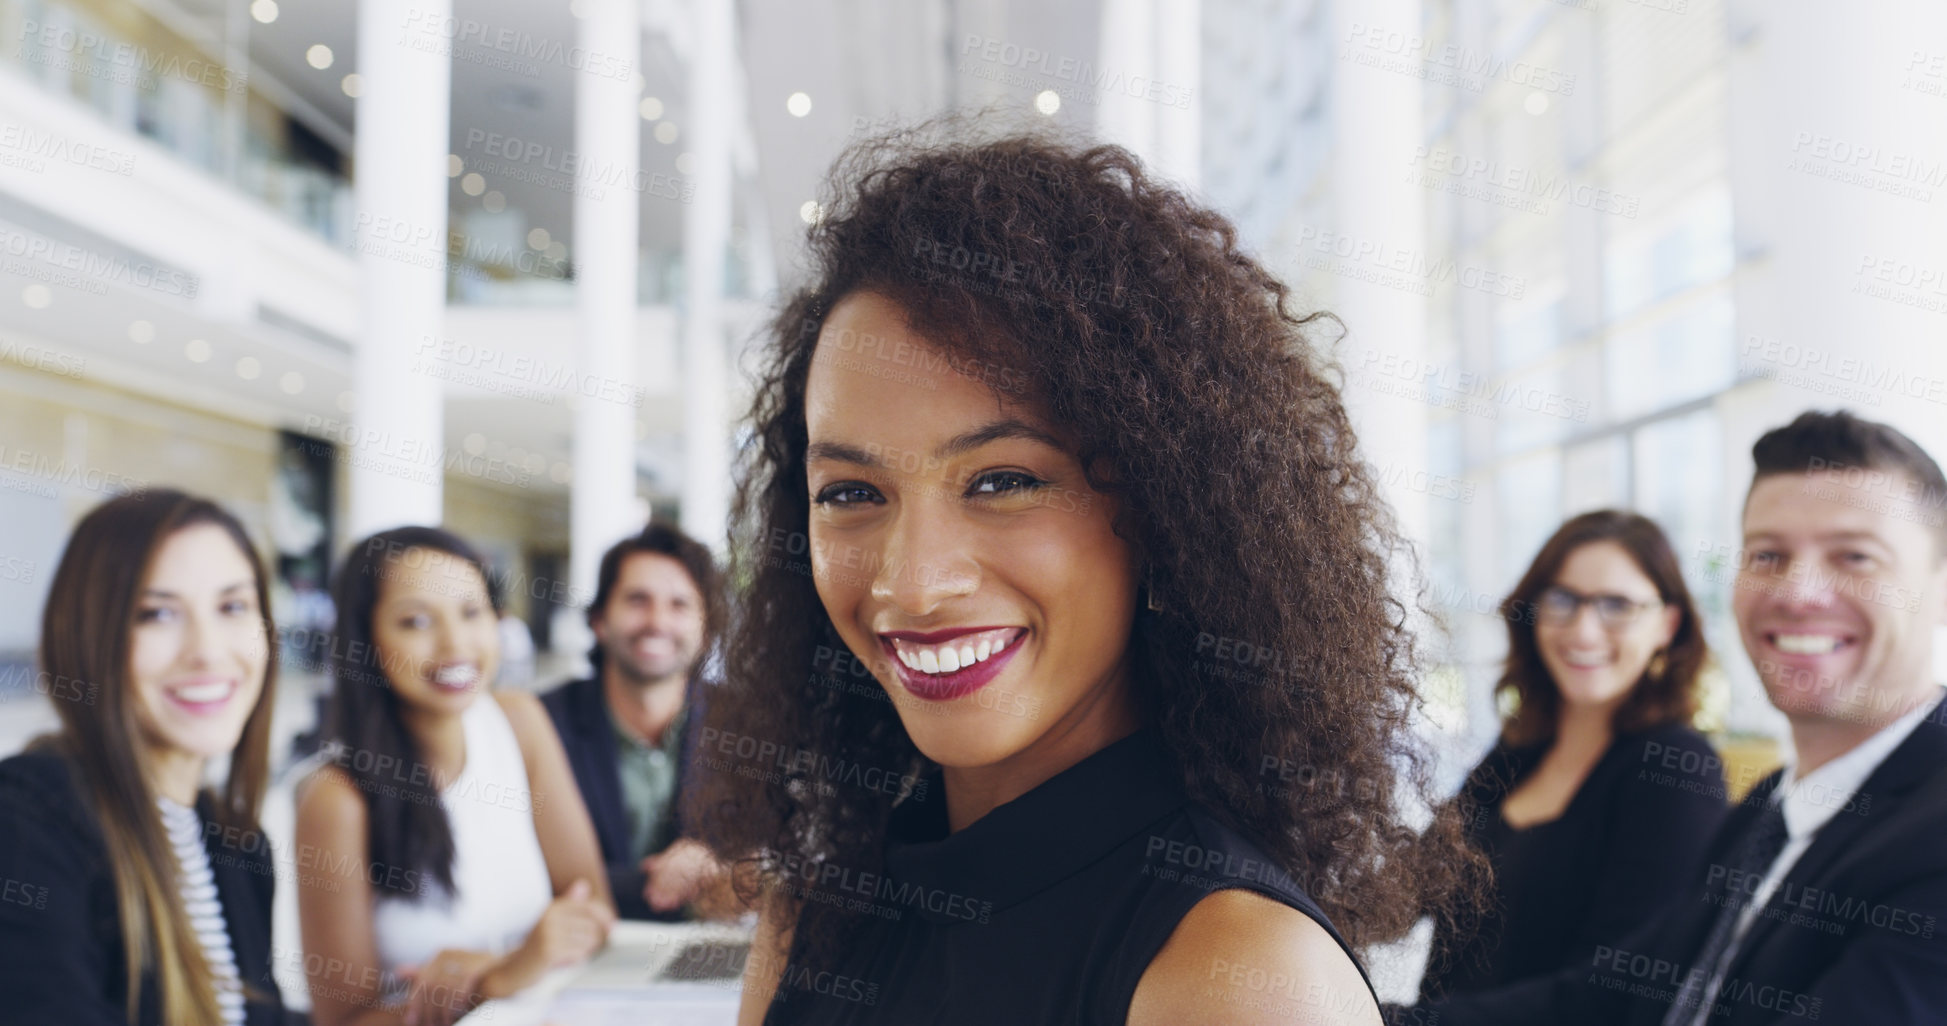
[{"xmin": 156, "ymin": 795, "xmax": 246, "ymax": 1026}]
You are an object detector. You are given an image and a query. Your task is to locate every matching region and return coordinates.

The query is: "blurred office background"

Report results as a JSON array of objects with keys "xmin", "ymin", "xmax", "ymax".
[{"xmin": 0, "ymin": 0, "xmax": 1943, "ymax": 996}]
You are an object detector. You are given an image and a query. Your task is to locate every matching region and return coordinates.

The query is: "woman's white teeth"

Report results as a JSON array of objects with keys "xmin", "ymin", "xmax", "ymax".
[
  {"xmin": 172, "ymin": 681, "xmax": 232, "ymax": 703},
  {"xmin": 434, "ymin": 664, "xmax": 479, "ymax": 686},
  {"xmin": 891, "ymin": 629, "xmax": 1018, "ymax": 675},
  {"xmin": 1776, "ymin": 634, "xmax": 1841, "ymax": 655}
]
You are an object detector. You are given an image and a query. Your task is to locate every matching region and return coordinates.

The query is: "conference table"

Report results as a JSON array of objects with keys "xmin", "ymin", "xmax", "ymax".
[{"xmin": 460, "ymin": 919, "xmax": 753, "ymax": 1025}]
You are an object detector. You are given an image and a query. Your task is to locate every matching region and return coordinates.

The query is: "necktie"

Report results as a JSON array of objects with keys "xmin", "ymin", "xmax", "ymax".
[{"xmin": 1659, "ymin": 796, "xmax": 1792, "ymax": 1026}]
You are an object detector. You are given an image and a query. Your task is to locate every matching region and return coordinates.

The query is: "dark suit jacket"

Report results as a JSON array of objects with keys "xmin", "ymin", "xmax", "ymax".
[
  {"xmin": 0, "ymin": 747, "xmax": 286, "ymax": 1026},
  {"xmin": 540, "ymin": 674, "xmax": 699, "ymax": 921},
  {"xmin": 1420, "ymin": 724, "xmax": 1727, "ymax": 1000},
  {"xmin": 1395, "ymin": 697, "xmax": 1947, "ymax": 1026}
]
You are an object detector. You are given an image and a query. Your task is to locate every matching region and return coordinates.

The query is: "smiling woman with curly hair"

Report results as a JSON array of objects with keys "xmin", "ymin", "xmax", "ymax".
[{"xmin": 690, "ymin": 123, "xmax": 1484, "ymax": 1026}]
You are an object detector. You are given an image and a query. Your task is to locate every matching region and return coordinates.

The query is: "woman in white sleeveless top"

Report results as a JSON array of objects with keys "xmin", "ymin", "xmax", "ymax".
[{"xmin": 296, "ymin": 528, "xmax": 616, "ymax": 1026}]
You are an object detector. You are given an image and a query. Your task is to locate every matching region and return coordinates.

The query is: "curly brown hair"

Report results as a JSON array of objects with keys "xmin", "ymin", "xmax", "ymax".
[
  {"xmin": 688, "ymin": 122, "xmax": 1484, "ymax": 973},
  {"xmin": 1495, "ymin": 510, "xmax": 1708, "ymax": 747}
]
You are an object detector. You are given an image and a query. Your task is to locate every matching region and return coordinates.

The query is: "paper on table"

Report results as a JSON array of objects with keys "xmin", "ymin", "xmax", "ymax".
[
  {"xmin": 543, "ymin": 986, "xmax": 740, "ymax": 1025},
  {"xmin": 460, "ymin": 921, "xmax": 750, "ymax": 1025}
]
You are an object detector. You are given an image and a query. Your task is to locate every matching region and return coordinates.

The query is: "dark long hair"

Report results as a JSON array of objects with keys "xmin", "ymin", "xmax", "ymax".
[
  {"xmin": 1496, "ymin": 510, "xmax": 1708, "ymax": 746},
  {"xmin": 688, "ymin": 124, "xmax": 1484, "ymax": 973},
  {"xmin": 324, "ymin": 526, "xmax": 498, "ymax": 898},
  {"xmin": 37, "ymin": 488, "xmax": 277, "ymax": 1024}
]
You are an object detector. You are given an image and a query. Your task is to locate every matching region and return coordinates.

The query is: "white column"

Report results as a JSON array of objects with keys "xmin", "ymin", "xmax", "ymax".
[
  {"xmin": 1328, "ymin": 0, "xmax": 1429, "ymax": 552},
  {"xmin": 570, "ymin": 0, "xmax": 644, "ymax": 611},
  {"xmin": 1096, "ymin": 0, "xmax": 1155, "ymax": 163},
  {"xmin": 681, "ymin": 0, "xmax": 735, "ymax": 552},
  {"xmin": 1095, "ymin": 0, "xmax": 1201, "ymax": 192},
  {"xmin": 1151, "ymin": 0, "xmax": 1201, "ymax": 191},
  {"xmin": 349, "ymin": 0, "xmax": 450, "ymax": 538}
]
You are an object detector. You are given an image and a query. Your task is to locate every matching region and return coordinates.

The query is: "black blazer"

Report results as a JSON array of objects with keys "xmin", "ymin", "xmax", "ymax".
[
  {"xmin": 540, "ymin": 675, "xmax": 699, "ymax": 921},
  {"xmin": 1420, "ymin": 723, "xmax": 1727, "ymax": 1000},
  {"xmin": 0, "ymin": 747, "xmax": 285, "ymax": 1026},
  {"xmin": 1396, "ymin": 698, "xmax": 1947, "ymax": 1026}
]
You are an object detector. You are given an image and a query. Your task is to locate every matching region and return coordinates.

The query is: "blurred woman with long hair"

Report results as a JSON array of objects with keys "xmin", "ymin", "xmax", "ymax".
[
  {"xmin": 1418, "ymin": 510, "xmax": 1727, "ymax": 1001},
  {"xmin": 692, "ymin": 125, "xmax": 1485, "ymax": 1026},
  {"xmin": 295, "ymin": 527, "xmax": 613, "ymax": 1026},
  {"xmin": 0, "ymin": 488, "xmax": 284, "ymax": 1024}
]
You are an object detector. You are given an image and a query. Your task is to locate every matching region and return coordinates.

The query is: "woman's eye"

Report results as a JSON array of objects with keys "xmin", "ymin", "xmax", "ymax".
[
  {"xmin": 399, "ymin": 613, "xmax": 430, "ymax": 629},
  {"xmin": 135, "ymin": 606, "xmax": 174, "ymax": 624},
  {"xmin": 968, "ymin": 471, "xmax": 1045, "ymax": 497},
  {"xmin": 221, "ymin": 599, "xmax": 254, "ymax": 616},
  {"xmin": 813, "ymin": 483, "xmax": 882, "ymax": 506}
]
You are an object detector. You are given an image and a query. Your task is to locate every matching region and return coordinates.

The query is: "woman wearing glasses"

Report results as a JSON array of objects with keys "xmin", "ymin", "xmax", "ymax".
[{"xmin": 1418, "ymin": 510, "xmax": 1727, "ymax": 1003}]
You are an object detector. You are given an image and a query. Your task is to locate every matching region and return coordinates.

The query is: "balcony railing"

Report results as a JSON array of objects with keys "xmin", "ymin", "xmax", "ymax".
[{"xmin": 1, "ymin": 0, "xmax": 353, "ymax": 244}]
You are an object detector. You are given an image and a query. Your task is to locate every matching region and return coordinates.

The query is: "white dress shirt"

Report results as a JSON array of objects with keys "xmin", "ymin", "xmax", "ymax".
[{"xmin": 1687, "ymin": 688, "xmax": 1945, "ymax": 1024}]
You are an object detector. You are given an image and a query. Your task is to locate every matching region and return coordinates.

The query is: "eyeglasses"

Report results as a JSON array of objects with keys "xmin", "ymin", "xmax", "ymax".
[{"xmin": 1534, "ymin": 586, "xmax": 1663, "ymax": 629}]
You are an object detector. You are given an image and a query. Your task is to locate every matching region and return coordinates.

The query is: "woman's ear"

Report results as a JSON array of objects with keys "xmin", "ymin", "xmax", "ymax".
[{"xmin": 1659, "ymin": 602, "xmax": 1681, "ymax": 647}]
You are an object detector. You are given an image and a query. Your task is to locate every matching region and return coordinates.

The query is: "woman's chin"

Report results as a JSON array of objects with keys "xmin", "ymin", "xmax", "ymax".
[
  {"xmin": 1557, "ymin": 680, "xmax": 1636, "ymax": 712},
  {"xmin": 399, "ymin": 685, "xmax": 479, "ymax": 716},
  {"xmin": 898, "ymin": 710, "xmax": 1032, "ymax": 771}
]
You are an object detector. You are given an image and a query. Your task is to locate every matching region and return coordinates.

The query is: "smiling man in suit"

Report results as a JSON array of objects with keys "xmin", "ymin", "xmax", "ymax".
[
  {"xmin": 1392, "ymin": 409, "xmax": 1947, "ymax": 1025},
  {"xmin": 541, "ymin": 522, "xmax": 729, "ymax": 921}
]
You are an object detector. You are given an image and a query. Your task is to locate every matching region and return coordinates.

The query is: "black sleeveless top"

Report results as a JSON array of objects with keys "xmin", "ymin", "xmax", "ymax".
[{"xmin": 765, "ymin": 728, "xmax": 1376, "ymax": 1025}]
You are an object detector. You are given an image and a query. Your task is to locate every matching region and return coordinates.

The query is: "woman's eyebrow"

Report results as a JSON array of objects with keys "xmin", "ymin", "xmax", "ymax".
[
  {"xmin": 807, "ymin": 419, "xmax": 1065, "ymax": 468},
  {"xmin": 936, "ymin": 419, "xmax": 1066, "ymax": 459},
  {"xmin": 806, "ymin": 440, "xmax": 879, "ymax": 466}
]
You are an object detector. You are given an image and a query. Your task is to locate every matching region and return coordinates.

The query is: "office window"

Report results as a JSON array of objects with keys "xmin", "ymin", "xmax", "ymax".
[
  {"xmin": 1604, "ymin": 187, "xmax": 1734, "ymax": 319},
  {"xmin": 1603, "ymin": 293, "xmax": 1734, "ymax": 421},
  {"xmin": 1493, "ymin": 284, "xmax": 1563, "ymax": 371},
  {"xmin": 1563, "ymin": 435, "xmax": 1629, "ymax": 516},
  {"xmin": 1495, "ymin": 449, "xmax": 1563, "ymax": 584},
  {"xmin": 1494, "ymin": 361, "xmax": 1576, "ymax": 457},
  {"xmin": 1632, "ymin": 408, "xmax": 1723, "ymax": 569}
]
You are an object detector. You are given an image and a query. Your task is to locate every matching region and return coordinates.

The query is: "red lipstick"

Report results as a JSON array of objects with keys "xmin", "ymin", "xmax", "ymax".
[{"xmin": 878, "ymin": 627, "xmax": 1026, "ymax": 702}]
